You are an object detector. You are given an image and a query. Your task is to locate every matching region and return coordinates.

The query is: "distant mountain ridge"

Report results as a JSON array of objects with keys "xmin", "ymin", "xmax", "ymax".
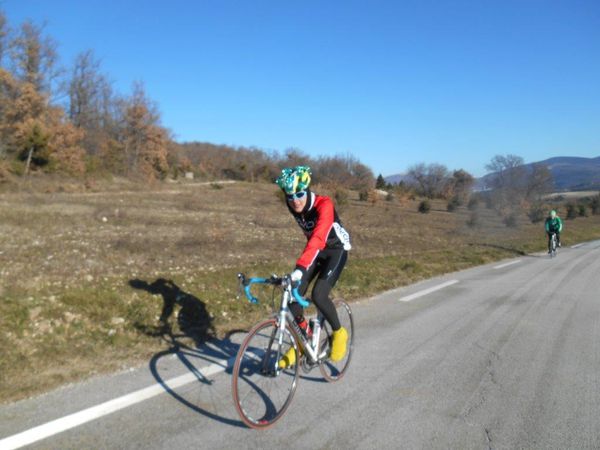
[
  {"xmin": 540, "ymin": 156, "xmax": 600, "ymax": 191},
  {"xmin": 385, "ymin": 156, "xmax": 600, "ymax": 192}
]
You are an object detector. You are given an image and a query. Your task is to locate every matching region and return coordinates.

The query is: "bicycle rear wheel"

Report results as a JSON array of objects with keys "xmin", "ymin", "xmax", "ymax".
[
  {"xmin": 319, "ymin": 299, "xmax": 354, "ymax": 382},
  {"xmin": 232, "ymin": 318, "xmax": 299, "ymax": 429}
]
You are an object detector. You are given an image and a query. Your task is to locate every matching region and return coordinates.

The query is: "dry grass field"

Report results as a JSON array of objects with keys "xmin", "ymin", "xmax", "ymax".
[{"xmin": 2, "ymin": 178, "xmax": 600, "ymax": 404}]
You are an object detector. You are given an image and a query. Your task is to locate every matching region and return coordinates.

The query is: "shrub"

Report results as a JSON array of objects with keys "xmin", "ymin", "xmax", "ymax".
[
  {"xmin": 418, "ymin": 200, "xmax": 431, "ymax": 214},
  {"xmin": 385, "ymin": 192, "xmax": 395, "ymax": 202},
  {"xmin": 467, "ymin": 197, "xmax": 479, "ymax": 210},
  {"xmin": 503, "ymin": 213, "xmax": 518, "ymax": 227},
  {"xmin": 578, "ymin": 204, "xmax": 588, "ymax": 217},
  {"xmin": 566, "ymin": 203, "xmax": 577, "ymax": 220},
  {"xmin": 358, "ymin": 190, "xmax": 369, "ymax": 201},
  {"xmin": 333, "ymin": 188, "xmax": 349, "ymax": 208},
  {"xmin": 367, "ymin": 190, "xmax": 379, "ymax": 205},
  {"xmin": 466, "ymin": 211, "xmax": 479, "ymax": 228},
  {"xmin": 447, "ymin": 196, "xmax": 460, "ymax": 212}
]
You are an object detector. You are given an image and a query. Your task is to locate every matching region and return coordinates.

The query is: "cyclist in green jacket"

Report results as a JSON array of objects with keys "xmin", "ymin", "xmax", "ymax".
[{"xmin": 545, "ymin": 210, "xmax": 563, "ymax": 253}]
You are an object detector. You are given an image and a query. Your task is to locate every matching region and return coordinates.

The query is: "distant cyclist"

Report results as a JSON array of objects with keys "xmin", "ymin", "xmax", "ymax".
[
  {"xmin": 275, "ymin": 166, "xmax": 351, "ymax": 368},
  {"xmin": 545, "ymin": 210, "xmax": 563, "ymax": 253}
]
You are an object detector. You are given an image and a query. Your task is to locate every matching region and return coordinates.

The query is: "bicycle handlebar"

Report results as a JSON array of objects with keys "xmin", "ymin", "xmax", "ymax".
[{"xmin": 237, "ymin": 273, "xmax": 310, "ymax": 308}]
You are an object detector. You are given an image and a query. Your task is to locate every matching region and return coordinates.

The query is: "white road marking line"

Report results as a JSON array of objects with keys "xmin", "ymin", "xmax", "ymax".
[
  {"xmin": 571, "ymin": 243, "xmax": 583, "ymax": 249},
  {"xmin": 0, "ymin": 359, "xmax": 231, "ymax": 450},
  {"xmin": 493, "ymin": 259, "xmax": 522, "ymax": 270},
  {"xmin": 398, "ymin": 280, "xmax": 459, "ymax": 302}
]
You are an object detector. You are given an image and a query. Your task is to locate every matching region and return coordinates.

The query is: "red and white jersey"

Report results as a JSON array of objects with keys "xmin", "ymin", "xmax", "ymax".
[{"xmin": 288, "ymin": 192, "xmax": 351, "ymax": 270}]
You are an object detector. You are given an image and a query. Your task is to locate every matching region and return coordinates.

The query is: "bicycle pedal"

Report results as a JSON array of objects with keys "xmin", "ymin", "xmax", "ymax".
[{"xmin": 301, "ymin": 357, "xmax": 318, "ymax": 374}]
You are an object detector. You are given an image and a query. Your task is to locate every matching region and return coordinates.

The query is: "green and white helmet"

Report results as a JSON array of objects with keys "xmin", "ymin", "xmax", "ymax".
[{"xmin": 275, "ymin": 166, "xmax": 312, "ymax": 194}]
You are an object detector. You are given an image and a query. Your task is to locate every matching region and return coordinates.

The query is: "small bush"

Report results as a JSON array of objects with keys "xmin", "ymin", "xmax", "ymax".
[
  {"xmin": 467, "ymin": 197, "xmax": 479, "ymax": 210},
  {"xmin": 333, "ymin": 188, "xmax": 349, "ymax": 208},
  {"xmin": 447, "ymin": 196, "xmax": 460, "ymax": 212},
  {"xmin": 358, "ymin": 190, "xmax": 369, "ymax": 201},
  {"xmin": 566, "ymin": 203, "xmax": 577, "ymax": 220},
  {"xmin": 503, "ymin": 213, "xmax": 518, "ymax": 228},
  {"xmin": 578, "ymin": 204, "xmax": 588, "ymax": 217},
  {"xmin": 385, "ymin": 192, "xmax": 395, "ymax": 202},
  {"xmin": 418, "ymin": 200, "xmax": 431, "ymax": 214},
  {"xmin": 210, "ymin": 182, "xmax": 223, "ymax": 190},
  {"xmin": 466, "ymin": 211, "xmax": 479, "ymax": 228}
]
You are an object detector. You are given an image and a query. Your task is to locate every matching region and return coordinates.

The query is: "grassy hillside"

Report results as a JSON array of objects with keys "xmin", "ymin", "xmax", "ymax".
[{"xmin": 2, "ymin": 179, "xmax": 600, "ymax": 403}]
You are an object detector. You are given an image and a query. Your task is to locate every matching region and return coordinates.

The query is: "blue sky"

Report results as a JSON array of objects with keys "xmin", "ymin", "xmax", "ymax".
[{"xmin": 3, "ymin": 0, "xmax": 600, "ymax": 177}]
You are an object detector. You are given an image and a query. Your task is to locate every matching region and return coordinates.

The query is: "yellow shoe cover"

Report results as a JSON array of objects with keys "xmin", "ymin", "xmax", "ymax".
[
  {"xmin": 330, "ymin": 327, "xmax": 348, "ymax": 362},
  {"xmin": 278, "ymin": 347, "xmax": 298, "ymax": 369}
]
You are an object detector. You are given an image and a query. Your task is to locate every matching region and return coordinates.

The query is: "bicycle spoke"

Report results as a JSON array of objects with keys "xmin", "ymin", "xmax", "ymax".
[{"xmin": 232, "ymin": 319, "xmax": 299, "ymax": 428}]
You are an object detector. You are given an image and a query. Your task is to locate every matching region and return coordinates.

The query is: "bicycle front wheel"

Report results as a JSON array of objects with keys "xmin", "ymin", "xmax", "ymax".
[
  {"xmin": 319, "ymin": 299, "xmax": 354, "ymax": 382},
  {"xmin": 232, "ymin": 318, "xmax": 299, "ymax": 429}
]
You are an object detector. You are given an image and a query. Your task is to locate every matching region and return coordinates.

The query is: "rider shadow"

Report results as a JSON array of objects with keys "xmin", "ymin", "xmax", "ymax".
[
  {"xmin": 129, "ymin": 278, "xmax": 215, "ymax": 345},
  {"xmin": 129, "ymin": 278, "xmax": 247, "ymax": 427}
]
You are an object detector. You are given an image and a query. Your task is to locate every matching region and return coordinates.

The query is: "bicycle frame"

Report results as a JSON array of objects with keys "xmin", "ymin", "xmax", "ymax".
[
  {"xmin": 238, "ymin": 273, "xmax": 324, "ymax": 368},
  {"xmin": 278, "ymin": 287, "xmax": 323, "ymax": 364},
  {"xmin": 233, "ymin": 273, "xmax": 354, "ymax": 428}
]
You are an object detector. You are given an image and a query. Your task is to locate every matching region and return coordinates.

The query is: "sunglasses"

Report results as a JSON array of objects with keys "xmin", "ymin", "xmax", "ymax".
[{"xmin": 286, "ymin": 191, "xmax": 307, "ymax": 201}]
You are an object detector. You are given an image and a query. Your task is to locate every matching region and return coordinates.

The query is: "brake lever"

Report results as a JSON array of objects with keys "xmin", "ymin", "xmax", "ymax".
[{"xmin": 236, "ymin": 273, "xmax": 246, "ymax": 300}]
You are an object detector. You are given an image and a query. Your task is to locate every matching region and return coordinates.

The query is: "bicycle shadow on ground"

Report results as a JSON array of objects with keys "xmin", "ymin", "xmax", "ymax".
[{"xmin": 129, "ymin": 278, "xmax": 247, "ymax": 428}]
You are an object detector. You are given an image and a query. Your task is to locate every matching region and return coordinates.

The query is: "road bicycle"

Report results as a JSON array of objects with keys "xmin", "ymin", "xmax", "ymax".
[
  {"xmin": 549, "ymin": 232, "xmax": 558, "ymax": 258},
  {"xmin": 231, "ymin": 273, "xmax": 354, "ymax": 429}
]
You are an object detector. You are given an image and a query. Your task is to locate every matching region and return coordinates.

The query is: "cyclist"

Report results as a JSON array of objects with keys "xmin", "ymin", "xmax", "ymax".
[
  {"xmin": 275, "ymin": 166, "xmax": 351, "ymax": 368},
  {"xmin": 545, "ymin": 209, "xmax": 563, "ymax": 253}
]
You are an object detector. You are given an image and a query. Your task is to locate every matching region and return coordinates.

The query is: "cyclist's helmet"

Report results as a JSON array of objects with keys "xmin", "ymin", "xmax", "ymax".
[
  {"xmin": 275, "ymin": 166, "xmax": 312, "ymax": 195},
  {"xmin": 550, "ymin": 210, "xmax": 557, "ymax": 218}
]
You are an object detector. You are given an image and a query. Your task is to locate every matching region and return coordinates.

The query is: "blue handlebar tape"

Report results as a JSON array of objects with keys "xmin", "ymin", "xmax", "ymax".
[
  {"xmin": 292, "ymin": 287, "xmax": 310, "ymax": 308},
  {"xmin": 242, "ymin": 277, "xmax": 309, "ymax": 307},
  {"xmin": 243, "ymin": 277, "xmax": 269, "ymax": 304},
  {"xmin": 243, "ymin": 285, "xmax": 259, "ymax": 304}
]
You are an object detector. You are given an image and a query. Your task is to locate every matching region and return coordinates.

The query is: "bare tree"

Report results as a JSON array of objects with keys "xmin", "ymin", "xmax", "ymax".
[
  {"xmin": 68, "ymin": 50, "xmax": 115, "ymax": 155},
  {"xmin": 525, "ymin": 163, "xmax": 554, "ymax": 200},
  {"xmin": 484, "ymin": 154, "xmax": 532, "ymax": 223},
  {"xmin": 449, "ymin": 169, "xmax": 475, "ymax": 204},
  {"xmin": 349, "ymin": 161, "xmax": 375, "ymax": 191},
  {"xmin": 9, "ymin": 20, "xmax": 60, "ymax": 95},
  {"xmin": 0, "ymin": 10, "xmax": 9, "ymax": 68},
  {"xmin": 485, "ymin": 154, "xmax": 526, "ymax": 192},
  {"xmin": 407, "ymin": 163, "xmax": 450, "ymax": 198},
  {"xmin": 282, "ymin": 148, "xmax": 311, "ymax": 168},
  {"xmin": 120, "ymin": 81, "xmax": 169, "ymax": 179}
]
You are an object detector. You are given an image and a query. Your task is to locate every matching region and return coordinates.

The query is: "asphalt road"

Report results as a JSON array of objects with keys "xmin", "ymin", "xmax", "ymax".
[{"xmin": 1, "ymin": 241, "xmax": 599, "ymax": 449}]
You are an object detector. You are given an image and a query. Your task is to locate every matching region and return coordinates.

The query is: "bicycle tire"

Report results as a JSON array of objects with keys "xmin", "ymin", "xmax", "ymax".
[
  {"xmin": 319, "ymin": 299, "xmax": 354, "ymax": 382},
  {"xmin": 232, "ymin": 318, "xmax": 299, "ymax": 429}
]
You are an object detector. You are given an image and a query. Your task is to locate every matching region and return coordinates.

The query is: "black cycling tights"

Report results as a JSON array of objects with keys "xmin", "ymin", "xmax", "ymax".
[{"xmin": 289, "ymin": 248, "xmax": 347, "ymax": 331}]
